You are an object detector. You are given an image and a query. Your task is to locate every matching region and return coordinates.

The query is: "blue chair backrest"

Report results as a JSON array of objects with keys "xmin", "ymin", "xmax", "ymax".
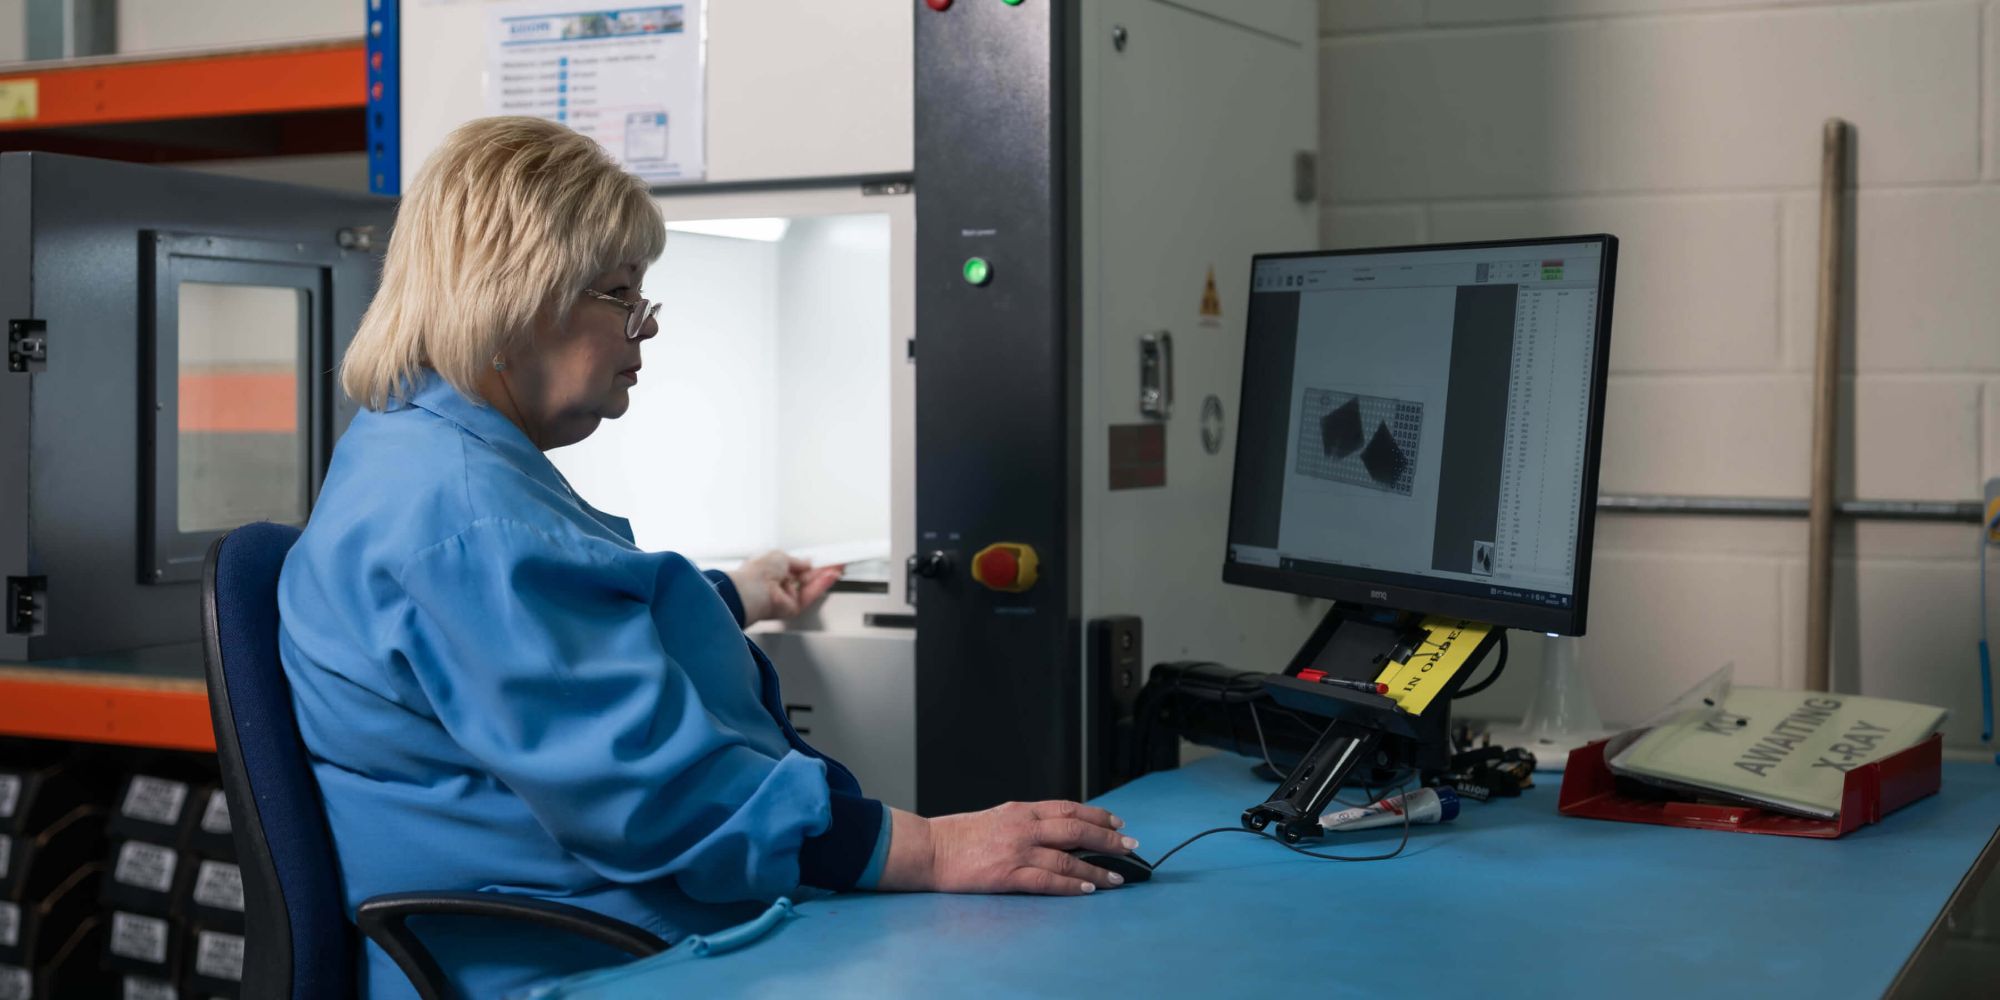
[{"xmin": 201, "ymin": 521, "xmax": 354, "ymax": 999}]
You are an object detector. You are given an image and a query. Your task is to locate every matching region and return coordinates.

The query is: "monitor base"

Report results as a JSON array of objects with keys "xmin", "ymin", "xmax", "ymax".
[{"xmin": 1484, "ymin": 634, "xmax": 1612, "ymax": 773}]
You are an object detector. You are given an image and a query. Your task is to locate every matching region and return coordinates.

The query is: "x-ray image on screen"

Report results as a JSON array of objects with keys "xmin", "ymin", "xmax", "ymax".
[
  {"xmin": 1296, "ymin": 388, "xmax": 1422, "ymax": 496},
  {"xmin": 1230, "ymin": 237, "xmax": 1613, "ymax": 632}
]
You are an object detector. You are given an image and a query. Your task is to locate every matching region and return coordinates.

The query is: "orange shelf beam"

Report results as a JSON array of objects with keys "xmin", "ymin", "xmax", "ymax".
[
  {"xmin": 0, "ymin": 40, "xmax": 365, "ymax": 132},
  {"xmin": 0, "ymin": 666, "xmax": 214, "ymax": 753}
]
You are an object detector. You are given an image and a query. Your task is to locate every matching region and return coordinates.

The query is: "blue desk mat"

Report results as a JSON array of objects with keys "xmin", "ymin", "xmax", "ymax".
[{"xmin": 533, "ymin": 755, "xmax": 2000, "ymax": 999}]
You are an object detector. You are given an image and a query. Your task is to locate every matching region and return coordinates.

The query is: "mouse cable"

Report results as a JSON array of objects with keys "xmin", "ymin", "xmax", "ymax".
[{"xmin": 1147, "ymin": 781, "xmax": 1413, "ymax": 872}]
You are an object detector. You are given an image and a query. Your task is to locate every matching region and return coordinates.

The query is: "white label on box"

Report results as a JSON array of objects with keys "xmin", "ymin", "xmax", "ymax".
[
  {"xmin": 121, "ymin": 777, "xmax": 188, "ymax": 827},
  {"xmin": 192, "ymin": 861, "xmax": 243, "ymax": 912},
  {"xmin": 123, "ymin": 976, "xmax": 178, "ymax": 1000},
  {"xmin": 114, "ymin": 841, "xmax": 179, "ymax": 894},
  {"xmin": 110, "ymin": 911, "xmax": 169, "ymax": 965},
  {"xmin": 0, "ymin": 775, "xmax": 20, "ymax": 820},
  {"xmin": 194, "ymin": 930, "xmax": 244, "ymax": 982},
  {"xmin": 0, "ymin": 835, "xmax": 10, "ymax": 880},
  {"xmin": 0, "ymin": 966, "xmax": 29, "ymax": 1000},
  {"xmin": 199, "ymin": 790, "xmax": 231, "ymax": 837},
  {"xmin": 0, "ymin": 901, "xmax": 18, "ymax": 948}
]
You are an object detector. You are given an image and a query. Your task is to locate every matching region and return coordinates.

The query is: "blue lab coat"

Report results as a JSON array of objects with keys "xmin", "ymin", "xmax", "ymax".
[{"xmin": 277, "ymin": 370, "xmax": 888, "ymax": 998}]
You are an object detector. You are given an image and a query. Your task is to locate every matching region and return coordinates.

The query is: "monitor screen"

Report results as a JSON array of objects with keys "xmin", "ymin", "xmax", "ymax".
[{"xmin": 1223, "ymin": 235, "xmax": 1617, "ymax": 635}]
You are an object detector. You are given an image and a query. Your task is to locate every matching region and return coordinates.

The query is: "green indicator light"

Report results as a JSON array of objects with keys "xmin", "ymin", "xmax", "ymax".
[
  {"xmin": 1002, "ymin": 0, "xmax": 1024, "ymax": 5},
  {"xmin": 963, "ymin": 257, "xmax": 992, "ymax": 286}
]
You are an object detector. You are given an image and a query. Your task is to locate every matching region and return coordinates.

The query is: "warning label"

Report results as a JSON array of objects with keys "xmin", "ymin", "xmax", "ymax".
[
  {"xmin": 0, "ymin": 81, "xmax": 35, "ymax": 123},
  {"xmin": 1199, "ymin": 266, "xmax": 1222, "ymax": 324}
]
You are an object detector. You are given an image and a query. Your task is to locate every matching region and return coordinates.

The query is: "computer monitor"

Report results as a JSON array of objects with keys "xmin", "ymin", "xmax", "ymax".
[{"xmin": 1223, "ymin": 235, "xmax": 1617, "ymax": 636}]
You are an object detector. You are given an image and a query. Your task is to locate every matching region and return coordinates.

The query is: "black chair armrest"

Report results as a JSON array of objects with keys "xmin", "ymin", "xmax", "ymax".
[{"xmin": 355, "ymin": 890, "xmax": 671, "ymax": 1000}]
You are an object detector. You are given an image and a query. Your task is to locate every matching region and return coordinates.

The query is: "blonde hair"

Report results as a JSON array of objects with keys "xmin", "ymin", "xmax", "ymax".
[{"xmin": 341, "ymin": 116, "xmax": 666, "ymax": 410}]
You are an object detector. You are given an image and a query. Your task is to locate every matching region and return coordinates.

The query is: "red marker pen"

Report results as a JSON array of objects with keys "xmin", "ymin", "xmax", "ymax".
[{"xmin": 1296, "ymin": 669, "xmax": 1388, "ymax": 695}]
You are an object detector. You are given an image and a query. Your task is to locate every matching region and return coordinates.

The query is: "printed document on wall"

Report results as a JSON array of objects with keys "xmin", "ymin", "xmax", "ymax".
[{"xmin": 486, "ymin": 3, "xmax": 705, "ymax": 183}]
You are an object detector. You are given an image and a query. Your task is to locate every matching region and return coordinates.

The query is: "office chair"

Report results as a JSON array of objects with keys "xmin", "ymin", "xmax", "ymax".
[{"xmin": 201, "ymin": 521, "xmax": 668, "ymax": 1000}]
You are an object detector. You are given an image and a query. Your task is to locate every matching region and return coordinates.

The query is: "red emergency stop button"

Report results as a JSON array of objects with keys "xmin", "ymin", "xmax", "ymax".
[{"xmin": 971, "ymin": 542, "xmax": 1039, "ymax": 593}]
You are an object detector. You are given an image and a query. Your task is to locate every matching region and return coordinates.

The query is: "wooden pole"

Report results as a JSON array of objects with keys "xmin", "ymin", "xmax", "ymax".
[{"xmin": 1806, "ymin": 119, "xmax": 1852, "ymax": 692}]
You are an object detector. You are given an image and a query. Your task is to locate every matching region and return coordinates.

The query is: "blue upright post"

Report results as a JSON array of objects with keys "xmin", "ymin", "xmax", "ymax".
[{"xmin": 365, "ymin": 0, "xmax": 401, "ymax": 196}]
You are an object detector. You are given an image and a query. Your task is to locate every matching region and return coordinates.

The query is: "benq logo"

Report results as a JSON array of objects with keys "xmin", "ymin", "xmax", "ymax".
[{"xmin": 1370, "ymin": 589, "xmax": 1389, "ymax": 601}]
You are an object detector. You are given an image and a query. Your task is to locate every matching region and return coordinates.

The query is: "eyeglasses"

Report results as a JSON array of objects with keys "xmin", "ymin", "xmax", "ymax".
[{"xmin": 580, "ymin": 288, "xmax": 662, "ymax": 340}]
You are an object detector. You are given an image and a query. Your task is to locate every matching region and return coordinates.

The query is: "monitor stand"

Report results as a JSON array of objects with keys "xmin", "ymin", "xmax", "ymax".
[
  {"xmin": 1242, "ymin": 602, "xmax": 1500, "ymax": 843},
  {"xmin": 1483, "ymin": 634, "xmax": 1612, "ymax": 772}
]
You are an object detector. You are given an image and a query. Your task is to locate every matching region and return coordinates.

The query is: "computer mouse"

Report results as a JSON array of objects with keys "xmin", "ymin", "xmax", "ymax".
[{"xmin": 1067, "ymin": 848, "xmax": 1153, "ymax": 884}]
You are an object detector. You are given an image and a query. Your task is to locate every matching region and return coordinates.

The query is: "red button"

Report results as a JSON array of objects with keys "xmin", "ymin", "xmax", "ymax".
[
  {"xmin": 974, "ymin": 547, "xmax": 1018, "ymax": 587},
  {"xmin": 926, "ymin": 0, "xmax": 951, "ymax": 10}
]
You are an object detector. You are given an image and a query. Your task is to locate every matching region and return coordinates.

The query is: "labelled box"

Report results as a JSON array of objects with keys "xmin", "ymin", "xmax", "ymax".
[
  {"xmin": 184, "ymin": 924, "xmax": 244, "ymax": 998},
  {"xmin": 187, "ymin": 789, "xmax": 232, "ymax": 859},
  {"xmin": 107, "ymin": 776, "xmax": 196, "ymax": 847},
  {"xmin": 121, "ymin": 974, "xmax": 180, "ymax": 1000},
  {"xmin": 186, "ymin": 858, "xmax": 243, "ymax": 933},
  {"xmin": 100, "ymin": 840, "xmax": 190, "ymax": 918},
  {"xmin": 103, "ymin": 909, "xmax": 182, "ymax": 981}
]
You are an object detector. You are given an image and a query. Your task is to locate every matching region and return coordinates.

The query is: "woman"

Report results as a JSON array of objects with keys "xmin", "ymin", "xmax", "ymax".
[{"xmin": 277, "ymin": 116, "xmax": 1138, "ymax": 998}]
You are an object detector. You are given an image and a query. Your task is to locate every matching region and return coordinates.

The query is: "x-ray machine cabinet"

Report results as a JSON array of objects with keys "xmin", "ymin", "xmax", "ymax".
[{"xmin": 912, "ymin": 1, "xmax": 1322, "ymax": 813}]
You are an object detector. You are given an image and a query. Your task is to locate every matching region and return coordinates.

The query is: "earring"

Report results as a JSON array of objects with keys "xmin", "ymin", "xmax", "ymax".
[{"xmin": 492, "ymin": 356, "xmax": 507, "ymax": 372}]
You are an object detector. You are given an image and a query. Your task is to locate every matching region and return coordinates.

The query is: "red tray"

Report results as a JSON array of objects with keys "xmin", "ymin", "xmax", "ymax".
[{"xmin": 1557, "ymin": 733, "xmax": 1942, "ymax": 839}]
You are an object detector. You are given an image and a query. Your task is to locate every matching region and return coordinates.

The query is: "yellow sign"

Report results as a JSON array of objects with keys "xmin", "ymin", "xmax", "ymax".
[
  {"xmin": 1199, "ymin": 266, "xmax": 1222, "ymax": 320},
  {"xmin": 0, "ymin": 80, "xmax": 37, "ymax": 123},
  {"xmin": 1373, "ymin": 617, "xmax": 1492, "ymax": 715}
]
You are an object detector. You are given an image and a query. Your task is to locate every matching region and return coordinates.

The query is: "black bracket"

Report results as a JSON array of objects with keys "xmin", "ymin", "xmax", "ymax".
[
  {"xmin": 1242, "ymin": 722, "xmax": 1382, "ymax": 843},
  {"xmin": 1235, "ymin": 602, "xmax": 1504, "ymax": 842},
  {"xmin": 8, "ymin": 319, "xmax": 46, "ymax": 373},
  {"xmin": 6, "ymin": 576, "xmax": 47, "ymax": 636}
]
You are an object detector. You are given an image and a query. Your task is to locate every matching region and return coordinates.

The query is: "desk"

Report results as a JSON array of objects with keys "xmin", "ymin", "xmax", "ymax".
[{"xmin": 534, "ymin": 754, "xmax": 2000, "ymax": 999}]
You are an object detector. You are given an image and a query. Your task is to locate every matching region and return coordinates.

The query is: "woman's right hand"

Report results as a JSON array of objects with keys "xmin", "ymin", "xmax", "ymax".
[{"xmin": 875, "ymin": 801, "xmax": 1139, "ymax": 895}]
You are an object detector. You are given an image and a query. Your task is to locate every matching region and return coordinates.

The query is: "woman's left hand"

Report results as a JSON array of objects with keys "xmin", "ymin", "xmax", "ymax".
[{"xmin": 728, "ymin": 550, "xmax": 843, "ymax": 625}]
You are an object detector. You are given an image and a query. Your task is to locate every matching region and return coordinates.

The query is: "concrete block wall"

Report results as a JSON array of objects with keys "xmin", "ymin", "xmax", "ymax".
[
  {"xmin": 122, "ymin": 1, "xmax": 372, "ymax": 192},
  {"xmin": 1318, "ymin": 0, "xmax": 1999, "ymax": 747},
  {"xmin": 116, "ymin": 0, "xmax": 359, "ymax": 54},
  {"xmin": 0, "ymin": 0, "xmax": 22, "ymax": 62}
]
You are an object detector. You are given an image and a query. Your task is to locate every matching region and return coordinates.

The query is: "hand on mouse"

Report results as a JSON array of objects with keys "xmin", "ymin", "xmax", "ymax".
[{"xmin": 875, "ymin": 801, "xmax": 1138, "ymax": 896}]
